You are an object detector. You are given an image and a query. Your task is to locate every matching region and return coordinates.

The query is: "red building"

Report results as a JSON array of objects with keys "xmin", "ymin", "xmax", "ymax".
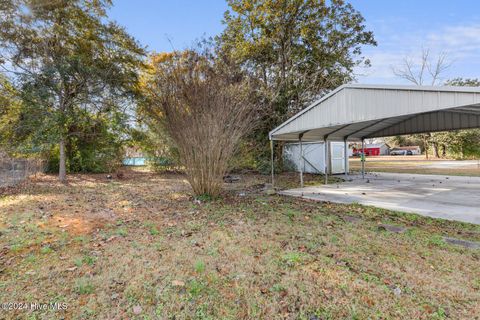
[{"xmin": 352, "ymin": 143, "xmax": 390, "ymax": 156}]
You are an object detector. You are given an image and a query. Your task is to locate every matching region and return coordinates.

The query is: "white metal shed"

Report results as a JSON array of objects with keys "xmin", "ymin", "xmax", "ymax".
[
  {"xmin": 269, "ymin": 84, "xmax": 480, "ymax": 186},
  {"xmin": 284, "ymin": 141, "xmax": 348, "ymax": 174}
]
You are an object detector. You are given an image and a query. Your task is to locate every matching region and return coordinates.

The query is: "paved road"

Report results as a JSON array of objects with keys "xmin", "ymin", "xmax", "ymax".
[{"xmin": 281, "ymin": 172, "xmax": 480, "ymax": 224}]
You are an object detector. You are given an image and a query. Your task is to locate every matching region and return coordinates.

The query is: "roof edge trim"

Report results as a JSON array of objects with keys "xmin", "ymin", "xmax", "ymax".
[
  {"xmin": 268, "ymin": 84, "xmax": 480, "ymax": 139},
  {"xmin": 269, "ymin": 84, "xmax": 348, "ymax": 139}
]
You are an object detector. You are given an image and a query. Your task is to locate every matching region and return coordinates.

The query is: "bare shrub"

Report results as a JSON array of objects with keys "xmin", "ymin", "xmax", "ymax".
[{"xmin": 141, "ymin": 49, "xmax": 258, "ymax": 196}]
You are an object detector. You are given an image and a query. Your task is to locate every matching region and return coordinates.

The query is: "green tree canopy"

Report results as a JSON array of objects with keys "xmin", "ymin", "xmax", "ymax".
[
  {"xmin": 0, "ymin": 75, "xmax": 24, "ymax": 154},
  {"xmin": 0, "ymin": 0, "xmax": 145, "ymax": 181},
  {"xmin": 217, "ymin": 0, "xmax": 376, "ymax": 165},
  {"xmin": 220, "ymin": 0, "xmax": 376, "ymax": 109},
  {"xmin": 386, "ymin": 78, "xmax": 480, "ymax": 159},
  {"xmin": 435, "ymin": 78, "xmax": 480, "ymax": 159}
]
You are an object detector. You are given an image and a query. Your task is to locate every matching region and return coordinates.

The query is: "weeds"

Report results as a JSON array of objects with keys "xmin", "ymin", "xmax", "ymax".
[
  {"xmin": 194, "ymin": 261, "xmax": 206, "ymax": 273},
  {"xmin": 40, "ymin": 246, "xmax": 54, "ymax": 254},
  {"xmin": 74, "ymin": 278, "xmax": 94, "ymax": 295},
  {"xmin": 116, "ymin": 227, "xmax": 128, "ymax": 237},
  {"xmin": 280, "ymin": 251, "xmax": 308, "ymax": 267}
]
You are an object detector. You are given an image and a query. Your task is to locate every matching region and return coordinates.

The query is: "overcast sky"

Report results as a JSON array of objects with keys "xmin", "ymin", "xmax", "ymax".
[{"xmin": 109, "ymin": 0, "xmax": 480, "ymax": 85}]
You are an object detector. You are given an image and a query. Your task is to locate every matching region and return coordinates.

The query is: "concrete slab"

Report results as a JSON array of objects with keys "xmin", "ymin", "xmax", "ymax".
[
  {"xmin": 423, "ymin": 160, "xmax": 480, "ymax": 169},
  {"xmin": 443, "ymin": 237, "xmax": 480, "ymax": 249},
  {"xmin": 280, "ymin": 172, "xmax": 480, "ymax": 224}
]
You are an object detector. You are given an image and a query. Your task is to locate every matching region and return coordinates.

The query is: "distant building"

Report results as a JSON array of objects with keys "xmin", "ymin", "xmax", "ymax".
[
  {"xmin": 352, "ymin": 143, "xmax": 390, "ymax": 156},
  {"xmin": 123, "ymin": 147, "xmax": 146, "ymax": 166},
  {"xmin": 124, "ymin": 147, "xmax": 144, "ymax": 158}
]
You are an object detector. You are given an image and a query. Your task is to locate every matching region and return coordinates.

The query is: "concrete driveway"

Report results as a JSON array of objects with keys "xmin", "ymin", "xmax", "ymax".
[
  {"xmin": 423, "ymin": 160, "xmax": 479, "ymax": 169},
  {"xmin": 280, "ymin": 172, "xmax": 480, "ymax": 224}
]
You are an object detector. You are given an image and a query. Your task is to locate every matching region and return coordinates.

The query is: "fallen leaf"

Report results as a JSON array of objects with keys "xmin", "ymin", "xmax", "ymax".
[
  {"xmin": 172, "ymin": 280, "xmax": 185, "ymax": 287},
  {"xmin": 362, "ymin": 296, "xmax": 375, "ymax": 307},
  {"xmin": 106, "ymin": 236, "xmax": 117, "ymax": 242},
  {"xmin": 133, "ymin": 305, "xmax": 142, "ymax": 314},
  {"xmin": 423, "ymin": 305, "xmax": 434, "ymax": 314}
]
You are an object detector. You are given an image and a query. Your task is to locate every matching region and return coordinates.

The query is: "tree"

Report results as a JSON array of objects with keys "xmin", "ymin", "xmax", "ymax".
[
  {"xmin": 0, "ymin": 0, "xmax": 144, "ymax": 182},
  {"xmin": 393, "ymin": 52, "xmax": 480, "ymax": 159},
  {"xmin": 445, "ymin": 78, "xmax": 480, "ymax": 87},
  {"xmin": 438, "ymin": 78, "xmax": 480, "ymax": 159},
  {"xmin": 218, "ymin": 0, "xmax": 376, "ymax": 165},
  {"xmin": 392, "ymin": 48, "xmax": 452, "ymax": 158},
  {"xmin": 393, "ymin": 48, "xmax": 451, "ymax": 86},
  {"xmin": 0, "ymin": 75, "xmax": 23, "ymax": 154},
  {"xmin": 139, "ymin": 48, "xmax": 259, "ymax": 197}
]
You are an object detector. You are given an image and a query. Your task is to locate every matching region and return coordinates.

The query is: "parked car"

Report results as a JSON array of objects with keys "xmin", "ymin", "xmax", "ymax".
[
  {"xmin": 390, "ymin": 149, "xmax": 413, "ymax": 155},
  {"xmin": 390, "ymin": 150, "xmax": 404, "ymax": 155}
]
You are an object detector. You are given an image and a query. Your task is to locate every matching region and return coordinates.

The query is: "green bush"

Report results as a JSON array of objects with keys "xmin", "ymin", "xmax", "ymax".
[
  {"xmin": 46, "ymin": 133, "xmax": 123, "ymax": 174},
  {"xmin": 256, "ymin": 158, "xmax": 273, "ymax": 175},
  {"xmin": 148, "ymin": 156, "xmax": 178, "ymax": 173}
]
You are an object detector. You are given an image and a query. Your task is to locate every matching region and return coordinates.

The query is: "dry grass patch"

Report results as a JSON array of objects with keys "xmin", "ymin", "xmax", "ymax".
[
  {"xmin": 349, "ymin": 157, "xmax": 480, "ymax": 177},
  {"xmin": 0, "ymin": 169, "xmax": 479, "ymax": 319}
]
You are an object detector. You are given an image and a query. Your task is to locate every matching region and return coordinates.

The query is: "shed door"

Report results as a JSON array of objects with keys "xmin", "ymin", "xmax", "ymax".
[{"xmin": 330, "ymin": 143, "xmax": 345, "ymax": 174}]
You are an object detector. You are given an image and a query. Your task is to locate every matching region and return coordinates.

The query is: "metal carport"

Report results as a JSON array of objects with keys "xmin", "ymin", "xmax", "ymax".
[{"xmin": 269, "ymin": 84, "xmax": 480, "ymax": 187}]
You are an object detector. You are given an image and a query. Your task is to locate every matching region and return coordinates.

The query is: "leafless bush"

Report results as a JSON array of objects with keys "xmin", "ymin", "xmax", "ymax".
[{"xmin": 142, "ymin": 49, "xmax": 259, "ymax": 196}]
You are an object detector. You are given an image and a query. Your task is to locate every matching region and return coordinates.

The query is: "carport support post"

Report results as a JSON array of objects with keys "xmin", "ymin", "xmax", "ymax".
[
  {"xmin": 324, "ymin": 138, "xmax": 329, "ymax": 185},
  {"xmin": 299, "ymin": 134, "xmax": 304, "ymax": 188},
  {"xmin": 270, "ymin": 139, "xmax": 275, "ymax": 188},
  {"xmin": 361, "ymin": 139, "xmax": 365, "ymax": 179},
  {"xmin": 344, "ymin": 139, "xmax": 348, "ymax": 178}
]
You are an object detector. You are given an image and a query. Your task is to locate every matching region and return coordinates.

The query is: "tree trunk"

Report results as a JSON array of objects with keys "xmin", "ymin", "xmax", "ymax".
[
  {"xmin": 441, "ymin": 144, "xmax": 447, "ymax": 158},
  {"xmin": 432, "ymin": 142, "xmax": 440, "ymax": 158},
  {"xmin": 275, "ymin": 142, "xmax": 284, "ymax": 170},
  {"xmin": 59, "ymin": 137, "xmax": 67, "ymax": 183},
  {"xmin": 423, "ymin": 135, "xmax": 429, "ymax": 160}
]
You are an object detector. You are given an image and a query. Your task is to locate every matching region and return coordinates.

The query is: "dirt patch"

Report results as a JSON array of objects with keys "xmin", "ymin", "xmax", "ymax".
[
  {"xmin": 378, "ymin": 223, "xmax": 408, "ymax": 233},
  {"xmin": 49, "ymin": 214, "xmax": 113, "ymax": 235}
]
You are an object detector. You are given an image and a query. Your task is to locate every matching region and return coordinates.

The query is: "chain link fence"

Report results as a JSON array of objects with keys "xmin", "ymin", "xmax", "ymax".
[{"xmin": 0, "ymin": 157, "xmax": 46, "ymax": 187}]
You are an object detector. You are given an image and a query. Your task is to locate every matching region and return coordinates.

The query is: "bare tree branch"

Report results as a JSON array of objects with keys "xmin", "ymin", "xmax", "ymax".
[{"xmin": 392, "ymin": 47, "xmax": 451, "ymax": 86}]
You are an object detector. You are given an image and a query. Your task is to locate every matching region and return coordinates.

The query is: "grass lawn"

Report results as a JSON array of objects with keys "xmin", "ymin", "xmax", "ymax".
[
  {"xmin": 350, "ymin": 156, "xmax": 480, "ymax": 177},
  {"xmin": 1, "ymin": 169, "xmax": 480, "ymax": 319}
]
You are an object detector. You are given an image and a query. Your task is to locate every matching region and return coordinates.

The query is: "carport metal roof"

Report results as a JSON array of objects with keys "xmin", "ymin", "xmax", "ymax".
[{"xmin": 269, "ymin": 84, "xmax": 480, "ymax": 142}]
